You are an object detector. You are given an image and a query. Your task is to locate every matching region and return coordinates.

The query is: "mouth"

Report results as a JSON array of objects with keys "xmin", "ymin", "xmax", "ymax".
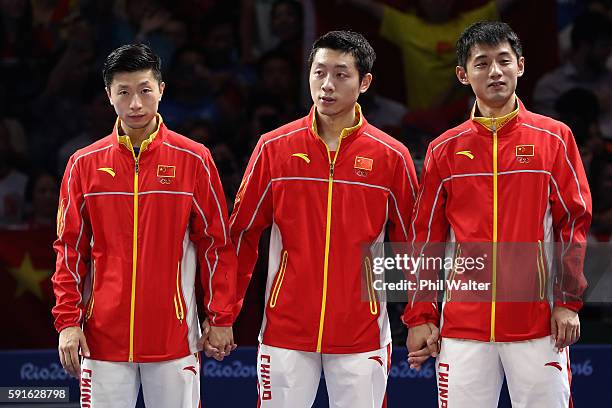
[
  {"xmin": 319, "ymin": 96, "xmax": 336, "ymax": 104},
  {"xmin": 488, "ymin": 81, "xmax": 506, "ymax": 89},
  {"xmin": 128, "ymin": 114, "xmax": 146, "ymax": 119}
]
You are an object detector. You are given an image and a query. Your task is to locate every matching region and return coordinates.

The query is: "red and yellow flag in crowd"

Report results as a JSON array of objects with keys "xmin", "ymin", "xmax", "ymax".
[{"xmin": 0, "ymin": 227, "xmax": 58, "ymax": 348}]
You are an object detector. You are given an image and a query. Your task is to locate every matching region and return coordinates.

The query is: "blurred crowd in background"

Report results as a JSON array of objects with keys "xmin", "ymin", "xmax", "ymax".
[{"xmin": 1, "ymin": 0, "xmax": 611, "ymax": 349}]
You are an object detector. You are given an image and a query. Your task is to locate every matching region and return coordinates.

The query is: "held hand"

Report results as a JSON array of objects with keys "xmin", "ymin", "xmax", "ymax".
[
  {"xmin": 198, "ymin": 319, "xmax": 225, "ymax": 361},
  {"xmin": 406, "ymin": 323, "xmax": 440, "ymax": 370},
  {"xmin": 206, "ymin": 325, "xmax": 237, "ymax": 362},
  {"xmin": 551, "ymin": 306, "xmax": 580, "ymax": 351},
  {"xmin": 58, "ymin": 326, "xmax": 90, "ymax": 378},
  {"xmin": 197, "ymin": 318, "xmax": 212, "ymax": 352}
]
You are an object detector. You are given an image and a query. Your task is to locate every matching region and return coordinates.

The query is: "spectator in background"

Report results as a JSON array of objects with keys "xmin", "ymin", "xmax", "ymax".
[
  {"xmin": 178, "ymin": 118, "xmax": 217, "ymax": 146},
  {"xmin": 30, "ymin": 0, "xmax": 79, "ymax": 60},
  {"xmin": 533, "ymin": 11, "xmax": 612, "ymax": 138},
  {"xmin": 589, "ymin": 148, "xmax": 612, "ymax": 243},
  {"xmin": 30, "ymin": 17, "xmax": 98, "ymax": 171},
  {"xmin": 269, "ymin": 0, "xmax": 304, "ymax": 66},
  {"xmin": 0, "ymin": 0, "xmax": 32, "ymax": 65},
  {"xmin": 109, "ymin": 0, "xmax": 176, "ymax": 64},
  {"xmin": 210, "ymin": 143, "xmax": 242, "ymax": 210},
  {"xmin": 253, "ymin": 50, "xmax": 305, "ymax": 122},
  {"xmin": 1, "ymin": 116, "xmax": 27, "ymax": 163},
  {"xmin": 202, "ymin": 17, "xmax": 243, "ymax": 75},
  {"xmin": 0, "ymin": 0, "xmax": 43, "ymax": 115},
  {"xmin": 555, "ymin": 88, "xmax": 603, "ymax": 174},
  {"xmin": 241, "ymin": 0, "xmax": 314, "ymax": 63},
  {"xmin": 242, "ymin": 0, "xmax": 316, "ymax": 105},
  {"xmin": 357, "ymin": 69, "xmax": 407, "ymax": 136},
  {"xmin": 239, "ymin": 94, "xmax": 284, "ymax": 158},
  {"xmin": 343, "ymin": 0, "xmax": 517, "ymax": 111},
  {"xmin": 23, "ymin": 171, "xmax": 59, "ymax": 230},
  {"xmin": 159, "ymin": 47, "xmax": 218, "ymax": 129},
  {"xmin": 0, "ymin": 122, "xmax": 27, "ymax": 226},
  {"xmin": 57, "ymin": 90, "xmax": 117, "ymax": 174},
  {"xmin": 198, "ymin": 16, "xmax": 254, "ymax": 137}
]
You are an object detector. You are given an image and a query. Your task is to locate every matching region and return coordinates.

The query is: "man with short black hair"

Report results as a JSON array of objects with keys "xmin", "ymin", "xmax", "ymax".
[
  {"xmin": 230, "ymin": 30, "xmax": 418, "ymax": 407},
  {"xmin": 52, "ymin": 43, "xmax": 237, "ymax": 407},
  {"xmin": 404, "ymin": 21, "xmax": 591, "ymax": 407}
]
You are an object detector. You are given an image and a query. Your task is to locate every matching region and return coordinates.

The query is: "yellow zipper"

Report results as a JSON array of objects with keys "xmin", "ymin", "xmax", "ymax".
[
  {"xmin": 118, "ymin": 123, "xmax": 157, "ymax": 362},
  {"xmin": 363, "ymin": 257, "xmax": 378, "ymax": 315},
  {"xmin": 85, "ymin": 260, "xmax": 96, "ymax": 320},
  {"xmin": 269, "ymin": 250, "xmax": 288, "ymax": 308},
  {"xmin": 490, "ymin": 127, "xmax": 498, "ymax": 342},
  {"xmin": 174, "ymin": 262, "xmax": 185, "ymax": 323},
  {"xmin": 129, "ymin": 151, "xmax": 140, "ymax": 362},
  {"xmin": 316, "ymin": 137, "xmax": 343, "ymax": 352}
]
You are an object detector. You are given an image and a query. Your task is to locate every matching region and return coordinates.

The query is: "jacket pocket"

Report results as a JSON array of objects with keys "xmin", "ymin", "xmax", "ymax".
[
  {"xmin": 364, "ymin": 257, "xmax": 378, "ymax": 315},
  {"xmin": 174, "ymin": 261, "xmax": 186, "ymax": 323},
  {"xmin": 269, "ymin": 250, "xmax": 288, "ymax": 308},
  {"xmin": 85, "ymin": 260, "xmax": 96, "ymax": 321},
  {"xmin": 446, "ymin": 244, "xmax": 461, "ymax": 302},
  {"xmin": 537, "ymin": 241, "xmax": 547, "ymax": 300}
]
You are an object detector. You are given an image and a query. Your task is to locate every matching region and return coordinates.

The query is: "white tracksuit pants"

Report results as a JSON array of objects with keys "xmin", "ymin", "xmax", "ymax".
[
  {"xmin": 79, "ymin": 353, "xmax": 200, "ymax": 408},
  {"xmin": 257, "ymin": 343, "xmax": 391, "ymax": 408},
  {"xmin": 436, "ymin": 336, "xmax": 572, "ymax": 408}
]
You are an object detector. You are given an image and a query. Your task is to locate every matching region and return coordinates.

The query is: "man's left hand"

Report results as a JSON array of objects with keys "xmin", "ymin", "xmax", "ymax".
[{"xmin": 551, "ymin": 306, "xmax": 580, "ymax": 351}]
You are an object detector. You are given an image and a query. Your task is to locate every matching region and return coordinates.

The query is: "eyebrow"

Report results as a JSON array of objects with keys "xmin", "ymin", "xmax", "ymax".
[
  {"xmin": 116, "ymin": 80, "xmax": 152, "ymax": 88},
  {"xmin": 473, "ymin": 51, "xmax": 513, "ymax": 60},
  {"xmin": 314, "ymin": 62, "xmax": 350, "ymax": 69}
]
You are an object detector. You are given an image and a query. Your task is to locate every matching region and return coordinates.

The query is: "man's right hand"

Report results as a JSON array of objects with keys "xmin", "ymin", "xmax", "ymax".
[
  {"xmin": 58, "ymin": 326, "xmax": 90, "ymax": 378},
  {"xmin": 199, "ymin": 319, "xmax": 237, "ymax": 362},
  {"xmin": 406, "ymin": 322, "xmax": 440, "ymax": 370}
]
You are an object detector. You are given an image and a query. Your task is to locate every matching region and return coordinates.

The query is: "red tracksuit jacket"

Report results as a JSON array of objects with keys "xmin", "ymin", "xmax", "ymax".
[
  {"xmin": 403, "ymin": 99, "xmax": 592, "ymax": 342},
  {"xmin": 52, "ymin": 116, "xmax": 236, "ymax": 362},
  {"xmin": 230, "ymin": 106, "xmax": 418, "ymax": 353}
]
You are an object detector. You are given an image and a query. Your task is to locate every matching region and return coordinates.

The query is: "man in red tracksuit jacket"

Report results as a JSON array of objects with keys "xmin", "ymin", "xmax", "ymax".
[
  {"xmin": 52, "ymin": 44, "xmax": 236, "ymax": 408},
  {"xmin": 404, "ymin": 22, "xmax": 592, "ymax": 407},
  {"xmin": 229, "ymin": 31, "xmax": 418, "ymax": 407}
]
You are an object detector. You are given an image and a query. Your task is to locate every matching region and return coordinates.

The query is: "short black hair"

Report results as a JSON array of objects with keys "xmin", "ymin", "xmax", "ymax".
[
  {"xmin": 308, "ymin": 30, "xmax": 376, "ymax": 81},
  {"xmin": 102, "ymin": 43, "xmax": 163, "ymax": 88},
  {"xmin": 456, "ymin": 21, "xmax": 522, "ymax": 68}
]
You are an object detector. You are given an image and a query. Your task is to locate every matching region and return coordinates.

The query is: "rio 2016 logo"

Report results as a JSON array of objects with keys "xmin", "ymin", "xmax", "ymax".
[{"xmin": 20, "ymin": 363, "xmax": 69, "ymax": 381}]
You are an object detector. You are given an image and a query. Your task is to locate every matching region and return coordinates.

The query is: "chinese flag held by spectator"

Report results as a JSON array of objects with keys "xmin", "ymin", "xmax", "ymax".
[{"xmin": 0, "ymin": 228, "xmax": 58, "ymax": 348}]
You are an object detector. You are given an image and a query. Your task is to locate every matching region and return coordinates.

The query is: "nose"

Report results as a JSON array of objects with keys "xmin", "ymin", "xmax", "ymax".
[
  {"xmin": 129, "ymin": 94, "xmax": 143, "ymax": 110},
  {"xmin": 489, "ymin": 61, "xmax": 502, "ymax": 78},
  {"xmin": 321, "ymin": 73, "xmax": 334, "ymax": 93}
]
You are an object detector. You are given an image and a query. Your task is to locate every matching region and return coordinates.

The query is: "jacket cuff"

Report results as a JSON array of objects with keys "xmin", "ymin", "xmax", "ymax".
[
  {"xmin": 208, "ymin": 312, "xmax": 234, "ymax": 327},
  {"xmin": 554, "ymin": 301, "xmax": 582, "ymax": 313},
  {"xmin": 209, "ymin": 322, "xmax": 233, "ymax": 328},
  {"xmin": 55, "ymin": 322, "xmax": 81, "ymax": 333},
  {"xmin": 401, "ymin": 307, "xmax": 440, "ymax": 328}
]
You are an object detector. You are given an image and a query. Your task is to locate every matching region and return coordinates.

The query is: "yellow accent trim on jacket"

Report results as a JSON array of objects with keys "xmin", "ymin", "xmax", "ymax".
[
  {"xmin": 117, "ymin": 114, "xmax": 163, "ymax": 157},
  {"xmin": 471, "ymin": 98, "xmax": 519, "ymax": 132},
  {"xmin": 311, "ymin": 104, "xmax": 363, "ymax": 140}
]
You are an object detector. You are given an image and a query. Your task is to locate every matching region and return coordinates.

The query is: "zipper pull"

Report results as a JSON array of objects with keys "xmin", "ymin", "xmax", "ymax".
[
  {"xmin": 330, "ymin": 163, "xmax": 334, "ymax": 177},
  {"xmin": 135, "ymin": 160, "xmax": 139, "ymax": 174}
]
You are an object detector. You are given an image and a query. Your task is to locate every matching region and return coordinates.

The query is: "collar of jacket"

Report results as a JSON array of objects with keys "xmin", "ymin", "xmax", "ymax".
[
  {"xmin": 470, "ymin": 96, "xmax": 524, "ymax": 137},
  {"xmin": 307, "ymin": 103, "xmax": 367, "ymax": 143},
  {"xmin": 112, "ymin": 113, "xmax": 165, "ymax": 154}
]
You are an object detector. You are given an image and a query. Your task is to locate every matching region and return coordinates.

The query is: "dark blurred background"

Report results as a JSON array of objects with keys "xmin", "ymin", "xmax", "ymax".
[{"xmin": 0, "ymin": 0, "xmax": 611, "ymax": 351}]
